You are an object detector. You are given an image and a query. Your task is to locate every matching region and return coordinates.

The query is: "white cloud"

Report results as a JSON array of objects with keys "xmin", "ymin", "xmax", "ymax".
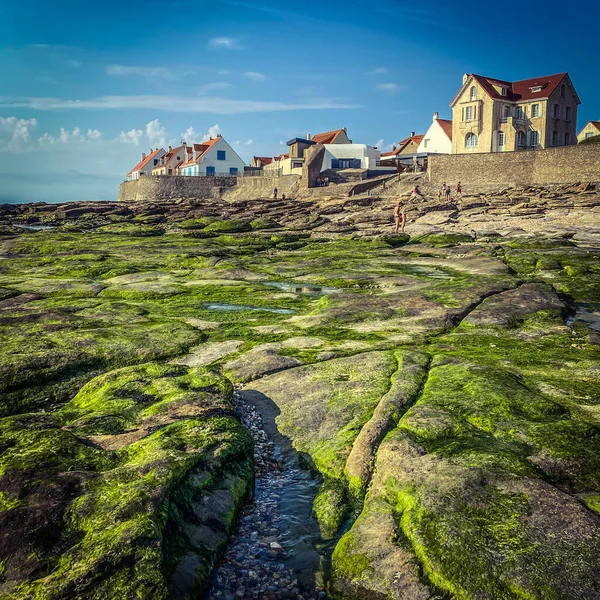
[
  {"xmin": 279, "ymin": 140, "xmax": 284, "ymax": 145},
  {"xmin": 106, "ymin": 65, "xmax": 175, "ymax": 80},
  {"xmin": 68, "ymin": 60, "xmax": 82, "ymax": 68},
  {"xmin": 0, "ymin": 117, "xmax": 38, "ymax": 151},
  {"xmin": 218, "ymin": 69, "xmax": 231, "ymax": 75},
  {"xmin": 181, "ymin": 126, "xmax": 197, "ymax": 142},
  {"xmin": 209, "ymin": 37, "xmax": 240, "ymax": 50},
  {"xmin": 87, "ymin": 128, "xmax": 101, "ymax": 140},
  {"xmin": 376, "ymin": 82, "xmax": 399, "ymax": 94},
  {"xmin": 232, "ymin": 140, "xmax": 240, "ymax": 145},
  {"xmin": 145, "ymin": 119, "xmax": 167, "ymax": 146},
  {"xmin": 243, "ymin": 138, "xmax": 253, "ymax": 145},
  {"xmin": 118, "ymin": 128, "xmax": 144, "ymax": 145},
  {"xmin": 372, "ymin": 67, "xmax": 388, "ymax": 74},
  {"xmin": 373, "ymin": 138, "xmax": 385, "ymax": 149},
  {"xmin": 2, "ymin": 95, "xmax": 360, "ymax": 114},
  {"xmin": 244, "ymin": 71, "xmax": 266, "ymax": 82},
  {"xmin": 201, "ymin": 124, "xmax": 221, "ymax": 142},
  {"xmin": 199, "ymin": 81, "xmax": 233, "ymax": 95},
  {"xmin": 38, "ymin": 132, "xmax": 56, "ymax": 145}
]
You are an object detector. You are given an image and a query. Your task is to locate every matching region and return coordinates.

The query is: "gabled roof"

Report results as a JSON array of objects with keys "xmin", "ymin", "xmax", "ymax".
[
  {"xmin": 436, "ymin": 119, "xmax": 452, "ymax": 140},
  {"xmin": 311, "ymin": 129, "xmax": 346, "ymax": 144},
  {"xmin": 382, "ymin": 134, "xmax": 425, "ymax": 156},
  {"xmin": 253, "ymin": 156, "xmax": 273, "ymax": 166},
  {"xmin": 452, "ymin": 72, "xmax": 579, "ymax": 106},
  {"xmin": 274, "ymin": 153, "xmax": 289, "ymax": 161},
  {"xmin": 178, "ymin": 137, "xmax": 222, "ymax": 168},
  {"xmin": 580, "ymin": 121, "xmax": 600, "ymax": 135},
  {"xmin": 127, "ymin": 148, "xmax": 164, "ymax": 176}
]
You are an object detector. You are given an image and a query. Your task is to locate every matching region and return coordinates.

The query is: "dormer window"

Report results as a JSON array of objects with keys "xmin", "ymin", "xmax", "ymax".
[
  {"xmin": 501, "ymin": 87, "xmax": 507, "ymax": 96},
  {"xmin": 470, "ymin": 86, "xmax": 476, "ymax": 100},
  {"xmin": 531, "ymin": 86, "xmax": 542, "ymax": 93}
]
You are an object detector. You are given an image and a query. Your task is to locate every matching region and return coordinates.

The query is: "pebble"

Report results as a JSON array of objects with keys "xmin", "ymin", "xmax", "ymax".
[{"xmin": 204, "ymin": 390, "xmax": 325, "ymax": 600}]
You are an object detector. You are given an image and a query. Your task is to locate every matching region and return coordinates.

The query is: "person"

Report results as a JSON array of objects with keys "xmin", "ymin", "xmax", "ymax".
[
  {"xmin": 281, "ymin": 193, "xmax": 286, "ymax": 200},
  {"xmin": 412, "ymin": 185, "xmax": 422, "ymax": 197},
  {"xmin": 394, "ymin": 201, "xmax": 406, "ymax": 234},
  {"xmin": 455, "ymin": 181, "xmax": 463, "ymax": 197},
  {"xmin": 439, "ymin": 182, "xmax": 447, "ymax": 199},
  {"xmin": 273, "ymin": 187, "xmax": 278, "ymax": 199},
  {"xmin": 445, "ymin": 185, "xmax": 452, "ymax": 202}
]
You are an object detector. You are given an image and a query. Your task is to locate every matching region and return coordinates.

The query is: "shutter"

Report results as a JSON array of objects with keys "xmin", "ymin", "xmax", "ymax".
[{"xmin": 331, "ymin": 158, "xmax": 339, "ymax": 169}]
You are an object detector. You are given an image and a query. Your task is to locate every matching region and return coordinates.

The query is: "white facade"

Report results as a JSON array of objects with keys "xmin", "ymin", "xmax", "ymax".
[
  {"xmin": 128, "ymin": 148, "xmax": 165, "ymax": 180},
  {"xmin": 417, "ymin": 116, "xmax": 452, "ymax": 154},
  {"xmin": 180, "ymin": 137, "xmax": 246, "ymax": 176},
  {"xmin": 321, "ymin": 144, "xmax": 380, "ymax": 170}
]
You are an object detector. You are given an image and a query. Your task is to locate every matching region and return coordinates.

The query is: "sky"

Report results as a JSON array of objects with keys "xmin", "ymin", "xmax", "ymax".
[{"xmin": 1, "ymin": 0, "xmax": 599, "ymax": 203}]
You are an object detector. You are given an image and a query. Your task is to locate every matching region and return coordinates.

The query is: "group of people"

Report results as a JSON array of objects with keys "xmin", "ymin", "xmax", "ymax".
[
  {"xmin": 316, "ymin": 176, "xmax": 329, "ymax": 187},
  {"xmin": 393, "ymin": 181, "xmax": 463, "ymax": 233}
]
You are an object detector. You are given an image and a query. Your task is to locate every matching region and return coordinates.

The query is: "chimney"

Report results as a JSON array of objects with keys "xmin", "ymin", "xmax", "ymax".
[
  {"xmin": 141, "ymin": 152, "xmax": 146, "ymax": 160},
  {"xmin": 182, "ymin": 141, "xmax": 187, "ymax": 147},
  {"xmin": 343, "ymin": 126, "xmax": 347, "ymax": 133},
  {"xmin": 411, "ymin": 131, "xmax": 415, "ymax": 137},
  {"xmin": 433, "ymin": 111, "xmax": 439, "ymax": 121},
  {"xmin": 168, "ymin": 145, "xmax": 172, "ymax": 151},
  {"xmin": 462, "ymin": 73, "xmax": 469, "ymax": 85},
  {"xmin": 307, "ymin": 133, "xmax": 311, "ymax": 140}
]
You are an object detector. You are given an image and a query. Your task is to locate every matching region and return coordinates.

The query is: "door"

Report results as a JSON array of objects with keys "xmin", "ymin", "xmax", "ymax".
[{"xmin": 206, "ymin": 166, "xmax": 215, "ymax": 176}]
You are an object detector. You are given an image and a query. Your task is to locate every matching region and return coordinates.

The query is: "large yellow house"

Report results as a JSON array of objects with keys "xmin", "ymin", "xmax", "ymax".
[{"xmin": 450, "ymin": 73, "xmax": 580, "ymax": 154}]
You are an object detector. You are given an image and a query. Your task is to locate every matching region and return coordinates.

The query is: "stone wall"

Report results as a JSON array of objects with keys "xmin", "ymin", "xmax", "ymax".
[
  {"xmin": 118, "ymin": 174, "xmax": 301, "ymax": 203},
  {"xmin": 428, "ymin": 144, "xmax": 600, "ymax": 189}
]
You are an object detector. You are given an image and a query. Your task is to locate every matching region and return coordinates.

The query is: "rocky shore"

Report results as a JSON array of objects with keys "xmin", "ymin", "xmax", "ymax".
[{"xmin": 0, "ymin": 180, "xmax": 599, "ymax": 599}]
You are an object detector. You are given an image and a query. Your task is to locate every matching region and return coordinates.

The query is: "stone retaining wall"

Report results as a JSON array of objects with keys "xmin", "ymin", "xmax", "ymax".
[
  {"xmin": 118, "ymin": 174, "xmax": 301, "ymax": 203},
  {"xmin": 428, "ymin": 144, "xmax": 600, "ymax": 189}
]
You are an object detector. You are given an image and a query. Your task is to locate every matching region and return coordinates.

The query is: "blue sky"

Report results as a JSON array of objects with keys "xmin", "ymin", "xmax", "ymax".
[{"xmin": 1, "ymin": 0, "xmax": 599, "ymax": 203}]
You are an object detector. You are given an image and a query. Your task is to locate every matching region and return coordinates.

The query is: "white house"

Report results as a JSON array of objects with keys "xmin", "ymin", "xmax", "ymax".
[
  {"xmin": 178, "ymin": 135, "xmax": 246, "ymax": 176},
  {"xmin": 126, "ymin": 148, "xmax": 166, "ymax": 180},
  {"xmin": 321, "ymin": 144, "xmax": 381, "ymax": 170},
  {"xmin": 417, "ymin": 113, "xmax": 453, "ymax": 154}
]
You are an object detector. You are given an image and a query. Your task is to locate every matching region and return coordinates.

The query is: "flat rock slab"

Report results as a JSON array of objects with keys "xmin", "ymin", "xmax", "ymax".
[
  {"xmin": 172, "ymin": 340, "xmax": 244, "ymax": 367},
  {"xmin": 225, "ymin": 346, "xmax": 303, "ymax": 382}
]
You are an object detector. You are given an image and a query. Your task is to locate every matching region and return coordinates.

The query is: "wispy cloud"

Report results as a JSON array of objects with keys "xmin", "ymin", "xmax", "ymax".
[
  {"xmin": 244, "ymin": 138, "xmax": 253, "ymax": 145},
  {"xmin": 244, "ymin": 71, "xmax": 266, "ymax": 82},
  {"xmin": 68, "ymin": 60, "xmax": 82, "ymax": 68},
  {"xmin": 2, "ymin": 95, "xmax": 360, "ymax": 114},
  {"xmin": 376, "ymin": 82, "xmax": 400, "ymax": 94},
  {"xmin": 373, "ymin": 138, "xmax": 385, "ymax": 149},
  {"xmin": 106, "ymin": 64, "xmax": 175, "ymax": 80},
  {"xmin": 372, "ymin": 67, "xmax": 388, "ymax": 74},
  {"xmin": 0, "ymin": 117, "xmax": 38, "ymax": 151},
  {"xmin": 38, "ymin": 127, "xmax": 102, "ymax": 146},
  {"xmin": 208, "ymin": 37, "xmax": 241, "ymax": 50},
  {"xmin": 199, "ymin": 81, "xmax": 233, "ymax": 95}
]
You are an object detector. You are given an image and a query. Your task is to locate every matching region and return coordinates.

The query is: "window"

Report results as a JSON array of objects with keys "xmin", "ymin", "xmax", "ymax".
[
  {"xmin": 565, "ymin": 106, "xmax": 571, "ymax": 121},
  {"xmin": 561, "ymin": 84, "xmax": 566, "ymax": 98},
  {"xmin": 564, "ymin": 133, "xmax": 570, "ymax": 146},
  {"xmin": 530, "ymin": 131, "xmax": 539, "ymax": 146},
  {"xmin": 194, "ymin": 166, "xmax": 198, "ymax": 175},
  {"xmin": 586, "ymin": 132, "xmax": 594, "ymax": 139},
  {"xmin": 217, "ymin": 150, "xmax": 226, "ymax": 160},
  {"xmin": 552, "ymin": 131, "xmax": 559, "ymax": 146},
  {"xmin": 229, "ymin": 167, "xmax": 238, "ymax": 175},
  {"xmin": 531, "ymin": 86, "xmax": 542, "ymax": 93},
  {"xmin": 465, "ymin": 106, "xmax": 473, "ymax": 121},
  {"xmin": 470, "ymin": 86, "xmax": 476, "ymax": 100},
  {"xmin": 153, "ymin": 159, "xmax": 159, "ymax": 166},
  {"xmin": 531, "ymin": 104, "xmax": 540, "ymax": 118},
  {"xmin": 168, "ymin": 168, "xmax": 172, "ymax": 175},
  {"xmin": 517, "ymin": 131, "xmax": 526, "ymax": 147},
  {"xmin": 206, "ymin": 166, "xmax": 215, "ymax": 175},
  {"xmin": 553, "ymin": 104, "xmax": 560, "ymax": 118},
  {"xmin": 498, "ymin": 131, "xmax": 505, "ymax": 147},
  {"xmin": 516, "ymin": 106, "xmax": 525, "ymax": 120},
  {"xmin": 501, "ymin": 86, "xmax": 507, "ymax": 96},
  {"xmin": 465, "ymin": 132, "xmax": 478, "ymax": 147},
  {"xmin": 424, "ymin": 139, "xmax": 429, "ymax": 148},
  {"xmin": 503, "ymin": 105, "xmax": 510, "ymax": 118}
]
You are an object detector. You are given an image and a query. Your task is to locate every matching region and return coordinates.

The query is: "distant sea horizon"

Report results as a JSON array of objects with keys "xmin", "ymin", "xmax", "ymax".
[{"xmin": 0, "ymin": 198, "xmax": 118, "ymax": 205}]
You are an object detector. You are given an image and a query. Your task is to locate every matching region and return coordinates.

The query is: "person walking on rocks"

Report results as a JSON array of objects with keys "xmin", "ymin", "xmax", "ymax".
[
  {"xmin": 455, "ymin": 181, "xmax": 463, "ymax": 198},
  {"xmin": 445, "ymin": 185, "xmax": 452, "ymax": 202},
  {"xmin": 273, "ymin": 187, "xmax": 278, "ymax": 200},
  {"xmin": 439, "ymin": 182, "xmax": 447, "ymax": 199},
  {"xmin": 394, "ymin": 201, "xmax": 406, "ymax": 234}
]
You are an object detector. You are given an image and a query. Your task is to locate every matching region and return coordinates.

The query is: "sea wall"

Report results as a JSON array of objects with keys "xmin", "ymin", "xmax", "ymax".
[
  {"xmin": 428, "ymin": 144, "xmax": 600, "ymax": 188},
  {"xmin": 118, "ymin": 174, "xmax": 300, "ymax": 202}
]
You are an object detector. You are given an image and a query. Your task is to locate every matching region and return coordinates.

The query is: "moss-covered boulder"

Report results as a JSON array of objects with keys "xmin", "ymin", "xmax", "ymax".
[{"xmin": 0, "ymin": 363, "xmax": 253, "ymax": 599}]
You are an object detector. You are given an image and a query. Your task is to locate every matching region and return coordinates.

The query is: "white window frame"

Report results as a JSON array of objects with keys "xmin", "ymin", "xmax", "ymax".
[
  {"xmin": 498, "ymin": 131, "xmax": 505, "ymax": 147},
  {"xmin": 465, "ymin": 106, "xmax": 473, "ymax": 121},
  {"xmin": 585, "ymin": 132, "xmax": 594, "ymax": 139},
  {"xmin": 517, "ymin": 131, "xmax": 526, "ymax": 147},
  {"xmin": 470, "ymin": 86, "xmax": 476, "ymax": 101},
  {"xmin": 531, "ymin": 104, "xmax": 540, "ymax": 118},
  {"xmin": 465, "ymin": 132, "xmax": 478, "ymax": 148},
  {"xmin": 530, "ymin": 131, "xmax": 539, "ymax": 147}
]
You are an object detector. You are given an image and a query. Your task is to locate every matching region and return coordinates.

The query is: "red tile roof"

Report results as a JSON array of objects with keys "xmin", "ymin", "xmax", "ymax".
[
  {"xmin": 437, "ymin": 118, "xmax": 452, "ymax": 140},
  {"xmin": 453, "ymin": 73, "xmax": 579, "ymax": 105},
  {"xmin": 127, "ymin": 148, "xmax": 163, "ymax": 176},
  {"xmin": 311, "ymin": 129, "xmax": 347, "ymax": 144},
  {"xmin": 273, "ymin": 153, "xmax": 289, "ymax": 161},
  {"xmin": 586, "ymin": 121, "xmax": 600, "ymax": 134},
  {"xmin": 381, "ymin": 134, "xmax": 425, "ymax": 156},
  {"xmin": 253, "ymin": 156, "xmax": 273, "ymax": 166}
]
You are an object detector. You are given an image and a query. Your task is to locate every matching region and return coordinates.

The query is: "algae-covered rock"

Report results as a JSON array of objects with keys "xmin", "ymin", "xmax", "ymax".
[{"xmin": 0, "ymin": 363, "xmax": 253, "ymax": 599}]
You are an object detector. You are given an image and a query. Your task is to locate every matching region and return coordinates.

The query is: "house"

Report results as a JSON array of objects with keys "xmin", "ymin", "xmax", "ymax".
[
  {"xmin": 380, "ymin": 132, "xmax": 425, "ymax": 163},
  {"xmin": 251, "ymin": 156, "xmax": 273, "ymax": 167},
  {"xmin": 321, "ymin": 144, "xmax": 380, "ymax": 170},
  {"xmin": 178, "ymin": 135, "xmax": 246, "ymax": 176},
  {"xmin": 264, "ymin": 128, "xmax": 352, "ymax": 175},
  {"xmin": 152, "ymin": 144, "xmax": 189, "ymax": 176},
  {"xmin": 450, "ymin": 72, "xmax": 580, "ymax": 154},
  {"xmin": 126, "ymin": 148, "xmax": 165, "ymax": 180},
  {"xmin": 417, "ymin": 113, "xmax": 452, "ymax": 154},
  {"xmin": 577, "ymin": 121, "xmax": 600, "ymax": 143}
]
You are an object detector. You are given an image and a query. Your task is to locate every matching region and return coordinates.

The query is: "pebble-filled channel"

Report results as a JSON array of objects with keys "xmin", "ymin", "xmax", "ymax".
[{"xmin": 205, "ymin": 390, "xmax": 327, "ymax": 600}]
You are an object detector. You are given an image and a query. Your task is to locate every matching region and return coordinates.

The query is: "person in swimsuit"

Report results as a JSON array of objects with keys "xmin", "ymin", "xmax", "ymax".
[
  {"xmin": 394, "ymin": 201, "xmax": 406, "ymax": 233},
  {"xmin": 455, "ymin": 182, "xmax": 462, "ymax": 197}
]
